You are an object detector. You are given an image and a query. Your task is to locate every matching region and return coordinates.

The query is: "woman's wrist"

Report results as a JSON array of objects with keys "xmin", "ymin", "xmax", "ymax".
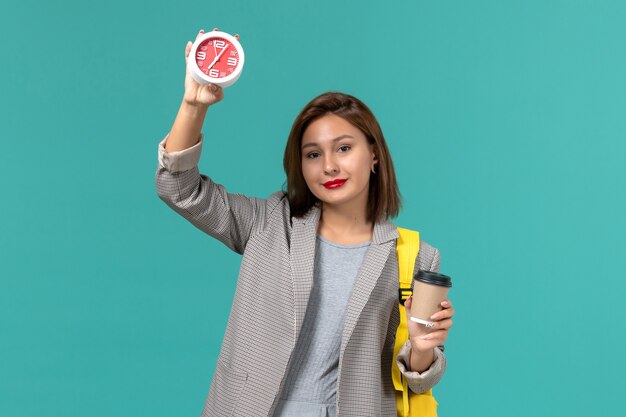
[
  {"xmin": 181, "ymin": 99, "xmax": 210, "ymax": 115},
  {"xmin": 165, "ymin": 100, "xmax": 209, "ymax": 153},
  {"xmin": 408, "ymin": 345, "xmax": 435, "ymax": 373}
]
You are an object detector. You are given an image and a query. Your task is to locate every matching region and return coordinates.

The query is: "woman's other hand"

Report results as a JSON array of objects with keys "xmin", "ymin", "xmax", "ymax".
[{"xmin": 404, "ymin": 296, "xmax": 454, "ymax": 354}]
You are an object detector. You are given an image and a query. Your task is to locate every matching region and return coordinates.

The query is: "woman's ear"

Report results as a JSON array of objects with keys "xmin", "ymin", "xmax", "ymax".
[{"xmin": 371, "ymin": 145, "xmax": 379, "ymax": 165}]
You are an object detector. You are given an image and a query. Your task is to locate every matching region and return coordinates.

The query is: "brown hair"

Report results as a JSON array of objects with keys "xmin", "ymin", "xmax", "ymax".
[{"xmin": 282, "ymin": 91, "xmax": 402, "ymax": 223}]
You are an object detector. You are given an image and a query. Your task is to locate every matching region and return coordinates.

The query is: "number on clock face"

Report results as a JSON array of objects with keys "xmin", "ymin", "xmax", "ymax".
[{"xmin": 195, "ymin": 37, "xmax": 240, "ymax": 79}]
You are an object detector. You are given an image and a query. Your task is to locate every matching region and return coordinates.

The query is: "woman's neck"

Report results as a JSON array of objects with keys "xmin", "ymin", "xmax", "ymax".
[{"xmin": 317, "ymin": 203, "xmax": 373, "ymax": 245}]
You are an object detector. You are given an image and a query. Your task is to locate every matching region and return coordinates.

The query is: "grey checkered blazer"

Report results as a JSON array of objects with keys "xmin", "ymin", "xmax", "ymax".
[{"xmin": 155, "ymin": 134, "xmax": 446, "ymax": 417}]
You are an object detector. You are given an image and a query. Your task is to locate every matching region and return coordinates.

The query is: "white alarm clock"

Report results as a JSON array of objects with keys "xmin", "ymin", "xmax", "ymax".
[{"xmin": 187, "ymin": 29, "xmax": 245, "ymax": 88}]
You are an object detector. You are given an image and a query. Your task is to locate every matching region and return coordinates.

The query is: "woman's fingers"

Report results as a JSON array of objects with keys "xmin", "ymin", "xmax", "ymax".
[
  {"xmin": 431, "ymin": 307, "xmax": 454, "ymax": 321},
  {"xmin": 185, "ymin": 29, "xmax": 207, "ymax": 60},
  {"xmin": 431, "ymin": 318, "xmax": 453, "ymax": 330},
  {"xmin": 430, "ymin": 301, "xmax": 454, "ymax": 321},
  {"xmin": 419, "ymin": 329, "xmax": 448, "ymax": 341},
  {"xmin": 405, "ymin": 295, "xmax": 453, "ymax": 328}
]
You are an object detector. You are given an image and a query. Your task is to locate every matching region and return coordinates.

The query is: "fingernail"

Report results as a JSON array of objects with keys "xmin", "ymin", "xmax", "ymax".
[{"xmin": 200, "ymin": 29, "xmax": 205, "ymax": 33}]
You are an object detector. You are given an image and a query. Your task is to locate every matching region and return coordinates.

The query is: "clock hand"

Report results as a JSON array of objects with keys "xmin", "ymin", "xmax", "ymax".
[
  {"xmin": 207, "ymin": 45, "xmax": 229, "ymax": 70},
  {"xmin": 215, "ymin": 44, "xmax": 229, "ymax": 63}
]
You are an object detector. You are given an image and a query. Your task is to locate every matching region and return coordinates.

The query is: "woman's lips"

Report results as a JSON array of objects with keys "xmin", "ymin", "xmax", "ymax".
[{"xmin": 323, "ymin": 179, "xmax": 347, "ymax": 189}]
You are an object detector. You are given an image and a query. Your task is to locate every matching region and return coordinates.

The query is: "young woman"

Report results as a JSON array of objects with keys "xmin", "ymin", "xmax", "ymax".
[{"xmin": 155, "ymin": 28, "xmax": 455, "ymax": 417}]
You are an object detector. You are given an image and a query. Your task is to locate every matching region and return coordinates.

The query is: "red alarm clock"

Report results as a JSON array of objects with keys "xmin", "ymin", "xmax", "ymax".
[{"xmin": 188, "ymin": 29, "xmax": 245, "ymax": 88}]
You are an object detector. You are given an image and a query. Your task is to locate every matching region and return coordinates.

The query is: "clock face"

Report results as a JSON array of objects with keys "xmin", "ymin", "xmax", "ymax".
[{"xmin": 194, "ymin": 37, "xmax": 241, "ymax": 79}]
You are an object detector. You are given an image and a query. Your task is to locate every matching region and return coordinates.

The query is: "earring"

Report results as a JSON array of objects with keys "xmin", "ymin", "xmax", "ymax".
[{"xmin": 371, "ymin": 164, "xmax": 377, "ymax": 174}]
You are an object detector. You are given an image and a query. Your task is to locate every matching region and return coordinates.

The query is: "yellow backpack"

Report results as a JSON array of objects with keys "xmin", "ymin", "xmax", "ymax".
[{"xmin": 393, "ymin": 227, "xmax": 439, "ymax": 417}]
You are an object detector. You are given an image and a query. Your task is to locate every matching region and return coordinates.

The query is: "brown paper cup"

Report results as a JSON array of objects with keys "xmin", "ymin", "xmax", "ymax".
[{"xmin": 410, "ymin": 270, "xmax": 452, "ymax": 329}]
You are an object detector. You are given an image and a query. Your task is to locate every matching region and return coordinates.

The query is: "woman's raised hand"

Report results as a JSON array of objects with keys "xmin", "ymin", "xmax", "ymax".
[{"xmin": 183, "ymin": 28, "xmax": 225, "ymax": 108}]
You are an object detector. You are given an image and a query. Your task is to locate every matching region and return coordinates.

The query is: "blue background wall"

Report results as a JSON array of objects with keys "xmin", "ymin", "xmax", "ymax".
[{"xmin": 1, "ymin": 1, "xmax": 624, "ymax": 415}]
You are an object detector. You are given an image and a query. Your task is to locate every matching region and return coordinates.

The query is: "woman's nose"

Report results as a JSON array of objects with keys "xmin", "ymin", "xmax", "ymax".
[{"xmin": 323, "ymin": 156, "xmax": 339, "ymax": 174}]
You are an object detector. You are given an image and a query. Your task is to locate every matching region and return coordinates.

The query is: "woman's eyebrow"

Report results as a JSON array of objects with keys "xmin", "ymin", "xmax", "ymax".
[{"xmin": 302, "ymin": 135, "xmax": 354, "ymax": 150}]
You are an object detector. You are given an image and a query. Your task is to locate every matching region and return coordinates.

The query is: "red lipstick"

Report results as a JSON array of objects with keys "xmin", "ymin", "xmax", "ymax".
[{"xmin": 323, "ymin": 179, "xmax": 347, "ymax": 189}]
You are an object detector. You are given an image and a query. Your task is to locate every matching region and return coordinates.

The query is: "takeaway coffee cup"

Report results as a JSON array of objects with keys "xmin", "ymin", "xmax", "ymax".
[{"xmin": 409, "ymin": 270, "xmax": 452, "ymax": 328}]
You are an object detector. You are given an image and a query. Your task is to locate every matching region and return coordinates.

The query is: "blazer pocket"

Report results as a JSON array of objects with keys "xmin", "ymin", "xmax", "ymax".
[{"xmin": 206, "ymin": 360, "xmax": 249, "ymax": 417}]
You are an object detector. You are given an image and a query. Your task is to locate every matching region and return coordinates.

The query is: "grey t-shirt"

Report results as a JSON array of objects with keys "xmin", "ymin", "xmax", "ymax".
[{"xmin": 273, "ymin": 234, "xmax": 371, "ymax": 417}]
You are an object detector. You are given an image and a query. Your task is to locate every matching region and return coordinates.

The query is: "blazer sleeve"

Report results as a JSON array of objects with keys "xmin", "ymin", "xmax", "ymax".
[
  {"xmin": 395, "ymin": 246, "xmax": 447, "ymax": 393},
  {"xmin": 155, "ymin": 132, "xmax": 280, "ymax": 254}
]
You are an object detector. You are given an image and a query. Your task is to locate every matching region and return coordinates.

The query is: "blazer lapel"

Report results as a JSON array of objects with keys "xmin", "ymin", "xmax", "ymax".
[
  {"xmin": 289, "ymin": 203, "xmax": 322, "ymax": 340},
  {"xmin": 339, "ymin": 218, "xmax": 399, "ymax": 357}
]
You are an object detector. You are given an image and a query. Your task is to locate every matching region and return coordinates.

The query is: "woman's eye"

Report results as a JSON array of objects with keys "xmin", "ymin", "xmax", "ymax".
[
  {"xmin": 338, "ymin": 145, "xmax": 351, "ymax": 152},
  {"xmin": 307, "ymin": 152, "xmax": 320, "ymax": 159}
]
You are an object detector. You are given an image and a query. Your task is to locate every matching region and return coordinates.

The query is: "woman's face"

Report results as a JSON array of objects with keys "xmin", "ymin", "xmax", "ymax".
[{"xmin": 301, "ymin": 114, "xmax": 377, "ymax": 211}]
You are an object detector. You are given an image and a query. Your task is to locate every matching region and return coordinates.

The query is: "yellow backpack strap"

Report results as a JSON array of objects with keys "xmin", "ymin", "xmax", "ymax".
[
  {"xmin": 393, "ymin": 227, "xmax": 420, "ymax": 417},
  {"xmin": 396, "ymin": 227, "xmax": 419, "ymax": 304}
]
